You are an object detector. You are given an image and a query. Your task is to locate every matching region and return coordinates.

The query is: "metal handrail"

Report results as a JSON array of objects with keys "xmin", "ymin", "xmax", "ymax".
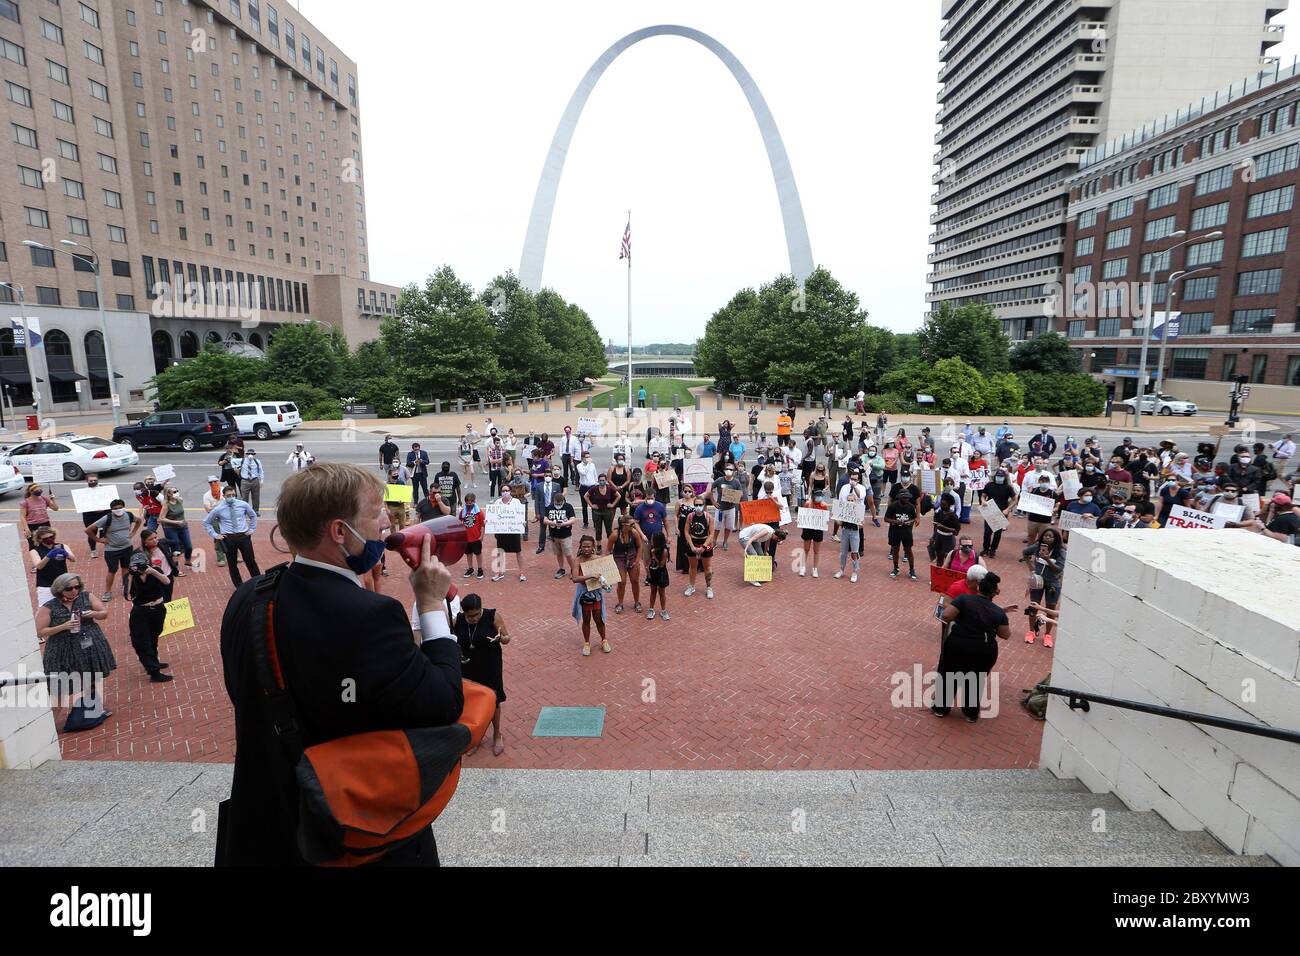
[{"xmin": 1038, "ymin": 684, "xmax": 1300, "ymax": 744}]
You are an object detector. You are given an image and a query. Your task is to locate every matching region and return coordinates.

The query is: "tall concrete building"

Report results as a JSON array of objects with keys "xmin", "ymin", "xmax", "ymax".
[
  {"xmin": 928, "ymin": 0, "xmax": 1289, "ymax": 341},
  {"xmin": 0, "ymin": 0, "xmax": 400, "ymax": 415}
]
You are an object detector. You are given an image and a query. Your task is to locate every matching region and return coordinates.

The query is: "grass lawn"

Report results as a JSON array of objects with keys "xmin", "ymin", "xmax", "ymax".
[{"xmin": 604, "ymin": 377, "xmax": 711, "ymax": 409}]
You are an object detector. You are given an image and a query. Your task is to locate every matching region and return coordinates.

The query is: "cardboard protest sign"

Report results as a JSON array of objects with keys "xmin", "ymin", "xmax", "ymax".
[
  {"xmin": 159, "ymin": 598, "xmax": 195, "ymax": 637},
  {"xmin": 152, "ymin": 464, "xmax": 177, "ymax": 483},
  {"xmin": 576, "ymin": 416, "xmax": 603, "ymax": 436},
  {"xmin": 1017, "ymin": 491, "xmax": 1056, "ymax": 518},
  {"xmin": 1057, "ymin": 511, "xmax": 1097, "ymax": 533},
  {"xmin": 484, "ymin": 501, "xmax": 526, "ymax": 534},
  {"xmin": 654, "ymin": 470, "xmax": 675, "ymax": 489},
  {"xmin": 71, "ymin": 484, "xmax": 119, "ymax": 513},
  {"xmin": 977, "ymin": 500, "xmax": 1008, "ymax": 532},
  {"xmin": 1211, "ymin": 502, "xmax": 1245, "ymax": 523},
  {"xmin": 580, "ymin": 554, "xmax": 620, "ymax": 583},
  {"xmin": 384, "ymin": 484, "xmax": 413, "ymax": 503},
  {"xmin": 744, "ymin": 555, "xmax": 773, "ymax": 582},
  {"xmin": 831, "ymin": 499, "xmax": 866, "ymax": 525},
  {"xmin": 929, "ymin": 565, "xmax": 966, "ymax": 595},
  {"xmin": 1209, "ymin": 425, "xmax": 1232, "ymax": 437},
  {"xmin": 720, "ymin": 485, "xmax": 743, "ymax": 505},
  {"xmin": 797, "ymin": 507, "xmax": 829, "ymax": 531},
  {"xmin": 739, "ymin": 498, "xmax": 781, "ymax": 526},
  {"xmin": 1059, "ymin": 469, "xmax": 1081, "ymax": 501},
  {"xmin": 1109, "ymin": 481, "xmax": 1134, "ymax": 502},
  {"xmin": 683, "ymin": 459, "xmax": 712, "ymax": 484},
  {"xmin": 1165, "ymin": 505, "xmax": 1226, "ymax": 530}
]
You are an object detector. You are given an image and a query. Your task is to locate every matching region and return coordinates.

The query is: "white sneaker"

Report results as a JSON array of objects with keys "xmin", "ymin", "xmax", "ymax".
[
  {"xmin": 798, "ymin": 568, "xmax": 805, "ymax": 577},
  {"xmin": 850, "ymin": 572, "xmax": 859, "ymax": 584},
  {"xmin": 749, "ymin": 580, "xmax": 763, "ymax": 587},
  {"xmin": 518, "ymin": 574, "xmax": 526, "ymax": 582},
  {"xmin": 491, "ymin": 573, "xmax": 505, "ymax": 582},
  {"xmin": 683, "ymin": 585, "xmax": 696, "ymax": 597},
  {"xmin": 833, "ymin": 570, "xmax": 844, "ymax": 580},
  {"xmin": 705, "ymin": 586, "xmax": 714, "ymax": 599},
  {"xmin": 811, "ymin": 567, "xmax": 819, "ymax": 578},
  {"xmin": 646, "ymin": 609, "xmax": 656, "ymax": 620},
  {"xmin": 661, "ymin": 610, "xmax": 670, "ymax": 621}
]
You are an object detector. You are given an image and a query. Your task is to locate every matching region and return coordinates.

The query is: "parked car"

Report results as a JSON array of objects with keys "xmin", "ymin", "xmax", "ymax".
[
  {"xmin": 112, "ymin": 409, "xmax": 236, "ymax": 452},
  {"xmin": 224, "ymin": 401, "xmax": 302, "ymax": 440},
  {"xmin": 1, "ymin": 435, "xmax": 140, "ymax": 481},
  {"xmin": 0, "ymin": 460, "xmax": 25, "ymax": 495},
  {"xmin": 1116, "ymin": 393, "xmax": 1198, "ymax": 417}
]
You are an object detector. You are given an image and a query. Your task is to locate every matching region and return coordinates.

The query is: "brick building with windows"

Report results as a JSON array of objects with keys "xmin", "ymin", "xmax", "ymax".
[
  {"xmin": 0, "ymin": 0, "xmax": 400, "ymax": 415},
  {"xmin": 1060, "ymin": 60, "xmax": 1300, "ymax": 410}
]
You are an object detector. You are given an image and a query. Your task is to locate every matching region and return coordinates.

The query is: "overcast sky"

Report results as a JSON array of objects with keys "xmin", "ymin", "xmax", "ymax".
[{"xmin": 297, "ymin": 0, "xmax": 1300, "ymax": 347}]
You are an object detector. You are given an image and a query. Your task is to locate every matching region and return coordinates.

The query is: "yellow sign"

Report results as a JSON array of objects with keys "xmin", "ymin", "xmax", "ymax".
[
  {"xmin": 385, "ymin": 483, "xmax": 414, "ymax": 503},
  {"xmin": 160, "ymin": 597, "xmax": 195, "ymax": 637},
  {"xmin": 743, "ymin": 555, "xmax": 773, "ymax": 582}
]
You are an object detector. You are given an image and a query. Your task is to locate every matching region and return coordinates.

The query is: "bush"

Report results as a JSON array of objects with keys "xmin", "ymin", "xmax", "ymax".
[
  {"xmin": 1015, "ymin": 372, "xmax": 1106, "ymax": 417},
  {"xmin": 391, "ymin": 396, "xmax": 418, "ymax": 418},
  {"xmin": 358, "ymin": 375, "xmax": 407, "ymax": 418},
  {"xmin": 237, "ymin": 381, "xmax": 340, "ymax": 422},
  {"xmin": 862, "ymin": 392, "xmax": 919, "ymax": 415},
  {"xmin": 983, "ymin": 372, "xmax": 1026, "ymax": 416},
  {"xmin": 926, "ymin": 358, "xmax": 987, "ymax": 416}
]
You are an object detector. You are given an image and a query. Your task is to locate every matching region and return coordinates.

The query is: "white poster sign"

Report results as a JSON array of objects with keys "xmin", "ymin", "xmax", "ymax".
[
  {"xmin": 1017, "ymin": 492, "xmax": 1056, "ymax": 519},
  {"xmin": 831, "ymin": 499, "xmax": 866, "ymax": 525},
  {"xmin": 1242, "ymin": 493, "xmax": 1262, "ymax": 514},
  {"xmin": 152, "ymin": 464, "xmax": 176, "ymax": 483},
  {"xmin": 484, "ymin": 501, "xmax": 526, "ymax": 535},
  {"xmin": 978, "ymin": 500, "xmax": 1009, "ymax": 532},
  {"xmin": 919, "ymin": 469, "xmax": 938, "ymax": 494},
  {"xmin": 797, "ymin": 507, "xmax": 829, "ymax": 531},
  {"xmin": 1060, "ymin": 469, "xmax": 1081, "ymax": 501},
  {"xmin": 1166, "ymin": 505, "xmax": 1226, "ymax": 530},
  {"xmin": 968, "ymin": 467, "xmax": 989, "ymax": 491},
  {"xmin": 71, "ymin": 484, "xmax": 119, "ymax": 513},
  {"xmin": 31, "ymin": 460, "xmax": 63, "ymax": 484},
  {"xmin": 1211, "ymin": 502, "xmax": 1245, "ymax": 523},
  {"xmin": 1057, "ymin": 511, "xmax": 1097, "ymax": 533},
  {"xmin": 576, "ymin": 416, "xmax": 603, "ymax": 437},
  {"xmin": 683, "ymin": 458, "xmax": 713, "ymax": 484}
]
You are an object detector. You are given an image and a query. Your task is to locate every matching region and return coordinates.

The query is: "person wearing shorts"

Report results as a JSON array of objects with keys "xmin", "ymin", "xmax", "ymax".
[
  {"xmin": 607, "ymin": 515, "xmax": 646, "ymax": 614},
  {"xmin": 458, "ymin": 494, "xmax": 487, "ymax": 581},
  {"xmin": 93, "ymin": 501, "xmax": 143, "ymax": 602},
  {"xmin": 886, "ymin": 492, "xmax": 919, "ymax": 581},
  {"xmin": 683, "ymin": 502, "xmax": 716, "ymax": 599},
  {"xmin": 710, "ymin": 465, "xmax": 745, "ymax": 550},
  {"xmin": 545, "ymin": 493, "xmax": 578, "ymax": 579},
  {"xmin": 491, "ymin": 489, "xmax": 527, "ymax": 583}
]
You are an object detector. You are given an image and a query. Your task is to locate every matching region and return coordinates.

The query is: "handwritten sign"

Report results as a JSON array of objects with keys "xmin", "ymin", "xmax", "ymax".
[
  {"xmin": 929, "ymin": 565, "xmax": 966, "ymax": 595},
  {"xmin": 1242, "ymin": 493, "xmax": 1261, "ymax": 514},
  {"xmin": 968, "ymin": 467, "xmax": 989, "ymax": 492},
  {"xmin": 580, "ymin": 553, "xmax": 620, "ymax": 584},
  {"xmin": 159, "ymin": 598, "xmax": 194, "ymax": 637},
  {"xmin": 683, "ymin": 459, "xmax": 712, "ymax": 484},
  {"xmin": 720, "ymin": 485, "xmax": 743, "ymax": 505},
  {"xmin": 1057, "ymin": 511, "xmax": 1097, "ymax": 533},
  {"xmin": 744, "ymin": 555, "xmax": 773, "ymax": 582},
  {"xmin": 485, "ymin": 501, "xmax": 526, "ymax": 535},
  {"xmin": 1017, "ymin": 491, "xmax": 1056, "ymax": 518},
  {"xmin": 797, "ymin": 507, "xmax": 829, "ymax": 531},
  {"xmin": 978, "ymin": 500, "xmax": 1009, "ymax": 532},
  {"xmin": 152, "ymin": 464, "xmax": 176, "ymax": 483},
  {"xmin": 1166, "ymin": 505, "xmax": 1226, "ymax": 530},
  {"xmin": 576, "ymin": 416, "xmax": 603, "ymax": 437},
  {"xmin": 831, "ymin": 499, "xmax": 866, "ymax": 525},
  {"xmin": 1059, "ymin": 469, "xmax": 1080, "ymax": 501},
  {"xmin": 919, "ymin": 469, "xmax": 938, "ymax": 494},
  {"xmin": 384, "ymin": 484, "xmax": 413, "ymax": 503},
  {"xmin": 71, "ymin": 484, "xmax": 119, "ymax": 513},
  {"xmin": 31, "ymin": 460, "xmax": 63, "ymax": 484},
  {"xmin": 1109, "ymin": 481, "xmax": 1134, "ymax": 502},
  {"xmin": 1209, "ymin": 425, "xmax": 1232, "ymax": 437},
  {"xmin": 739, "ymin": 498, "xmax": 781, "ymax": 526}
]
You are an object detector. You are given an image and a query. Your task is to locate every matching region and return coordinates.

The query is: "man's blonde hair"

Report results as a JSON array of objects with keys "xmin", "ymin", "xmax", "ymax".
[{"xmin": 276, "ymin": 462, "xmax": 384, "ymax": 552}]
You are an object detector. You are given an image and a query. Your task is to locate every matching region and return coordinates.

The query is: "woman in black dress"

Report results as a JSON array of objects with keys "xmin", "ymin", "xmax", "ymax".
[
  {"xmin": 453, "ymin": 593, "xmax": 510, "ymax": 756},
  {"xmin": 675, "ymin": 488, "xmax": 695, "ymax": 574},
  {"xmin": 934, "ymin": 572, "xmax": 1013, "ymax": 722},
  {"xmin": 606, "ymin": 455, "xmax": 633, "ymax": 514},
  {"xmin": 36, "ymin": 573, "xmax": 116, "ymax": 731}
]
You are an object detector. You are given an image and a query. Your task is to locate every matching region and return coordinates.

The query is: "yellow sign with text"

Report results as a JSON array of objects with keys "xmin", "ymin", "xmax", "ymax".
[
  {"xmin": 743, "ymin": 555, "xmax": 773, "ymax": 582},
  {"xmin": 160, "ymin": 597, "xmax": 194, "ymax": 637},
  {"xmin": 385, "ymin": 484, "xmax": 414, "ymax": 503}
]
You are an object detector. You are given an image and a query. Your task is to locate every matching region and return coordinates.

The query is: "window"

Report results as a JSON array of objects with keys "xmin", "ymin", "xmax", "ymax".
[
  {"xmin": 1251, "ymin": 354, "xmax": 1268, "ymax": 384},
  {"xmin": 1287, "ymin": 355, "xmax": 1300, "ymax": 387},
  {"xmin": 63, "ymin": 178, "xmax": 84, "ymax": 199},
  {"xmin": 84, "ymin": 41, "xmax": 104, "ymax": 65},
  {"xmin": 1144, "ymin": 216, "xmax": 1178, "ymax": 242},
  {"xmin": 1185, "ymin": 239, "xmax": 1223, "ymax": 266},
  {"xmin": 98, "ymin": 153, "xmax": 117, "ymax": 174},
  {"xmin": 107, "ymin": 225, "xmax": 126, "ymax": 243},
  {"xmin": 1139, "ymin": 250, "xmax": 1171, "ymax": 274},
  {"xmin": 12, "ymin": 122, "xmax": 37, "ymax": 147},
  {"xmin": 1194, "ymin": 165, "xmax": 1233, "ymax": 196},
  {"xmin": 18, "ymin": 165, "xmax": 42, "ymax": 188},
  {"xmin": 30, "ymin": 246, "xmax": 55, "ymax": 267},
  {"xmin": 6, "ymin": 81, "xmax": 31, "ymax": 108},
  {"xmin": 1097, "ymin": 318, "xmax": 1121, "ymax": 337},
  {"xmin": 1182, "ymin": 276, "xmax": 1218, "ymax": 301},
  {"xmin": 25, "ymin": 207, "xmax": 50, "ymax": 229},
  {"xmin": 80, "ymin": 3, "xmax": 101, "ymax": 29},
  {"xmin": 1075, "ymin": 236, "xmax": 1094, "ymax": 258},
  {"xmin": 1108, "ymin": 196, "xmax": 1135, "ymax": 220},
  {"xmin": 47, "ymin": 60, "xmax": 70, "ymax": 85},
  {"xmin": 41, "ymin": 19, "xmax": 64, "ymax": 44},
  {"xmin": 94, "ymin": 116, "xmax": 113, "ymax": 139},
  {"xmin": 1241, "ymin": 227, "xmax": 1288, "ymax": 258},
  {"xmin": 1105, "ymin": 227, "xmax": 1131, "ymax": 251},
  {"xmin": 89, "ymin": 79, "xmax": 110, "ymax": 102},
  {"xmin": 1073, "ymin": 264, "xmax": 1092, "ymax": 284},
  {"xmin": 1253, "ymin": 143, "xmax": 1299, "ymax": 180},
  {"xmin": 0, "ymin": 38, "xmax": 26, "ymax": 66},
  {"xmin": 1170, "ymin": 348, "xmax": 1209, "ymax": 380},
  {"xmin": 52, "ymin": 99, "xmax": 74, "ymax": 123},
  {"xmin": 1230, "ymin": 309, "xmax": 1276, "ymax": 333},
  {"xmin": 36, "ymin": 287, "xmax": 60, "ymax": 306},
  {"xmin": 1179, "ymin": 313, "xmax": 1214, "ymax": 335},
  {"xmin": 77, "ymin": 290, "xmax": 99, "ymax": 308},
  {"xmin": 68, "ymin": 216, "xmax": 90, "ymax": 236},
  {"xmin": 57, "ymin": 139, "xmax": 79, "ymax": 161},
  {"xmin": 1066, "ymin": 319, "xmax": 1085, "ymax": 338},
  {"xmin": 1236, "ymin": 269, "xmax": 1282, "ymax": 296},
  {"xmin": 0, "ymin": 0, "xmax": 18, "ymax": 24},
  {"xmin": 1077, "ymin": 209, "xmax": 1098, "ymax": 231},
  {"xmin": 1190, "ymin": 202, "xmax": 1229, "ymax": 231},
  {"xmin": 1247, "ymin": 185, "xmax": 1294, "ymax": 218},
  {"xmin": 1147, "ymin": 182, "xmax": 1179, "ymax": 209},
  {"xmin": 1102, "ymin": 258, "xmax": 1128, "ymax": 280}
]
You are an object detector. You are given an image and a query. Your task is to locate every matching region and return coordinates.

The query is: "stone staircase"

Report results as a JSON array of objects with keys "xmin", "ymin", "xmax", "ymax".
[{"xmin": 0, "ymin": 762, "xmax": 1276, "ymax": 866}]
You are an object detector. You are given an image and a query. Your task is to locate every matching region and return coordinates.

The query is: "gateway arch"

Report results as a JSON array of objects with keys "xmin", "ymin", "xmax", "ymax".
[{"xmin": 519, "ymin": 24, "xmax": 813, "ymax": 291}]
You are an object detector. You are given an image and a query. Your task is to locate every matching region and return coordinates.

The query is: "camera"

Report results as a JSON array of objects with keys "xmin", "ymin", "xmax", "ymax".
[{"xmin": 129, "ymin": 552, "xmax": 150, "ymax": 573}]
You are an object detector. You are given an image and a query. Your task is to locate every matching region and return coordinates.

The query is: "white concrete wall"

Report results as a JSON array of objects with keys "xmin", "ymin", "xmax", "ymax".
[
  {"xmin": 0, "ymin": 523, "xmax": 60, "ymax": 769},
  {"xmin": 1041, "ymin": 528, "xmax": 1300, "ymax": 865}
]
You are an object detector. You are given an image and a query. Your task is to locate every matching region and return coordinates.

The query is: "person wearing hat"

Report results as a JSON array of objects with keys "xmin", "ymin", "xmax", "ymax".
[
  {"xmin": 1259, "ymin": 493, "xmax": 1300, "ymax": 542},
  {"xmin": 35, "ymin": 572, "xmax": 116, "ymax": 731},
  {"xmin": 203, "ymin": 475, "xmax": 228, "ymax": 567}
]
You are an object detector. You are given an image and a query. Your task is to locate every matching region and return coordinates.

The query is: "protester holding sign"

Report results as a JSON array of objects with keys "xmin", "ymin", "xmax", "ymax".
[
  {"xmin": 835, "ymin": 477, "xmax": 869, "ymax": 583},
  {"xmin": 18, "ymin": 482, "xmax": 58, "ymax": 545},
  {"xmin": 126, "ymin": 545, "xmax": 175, "ymax": 682},
  {"xmin": 798, "ymin": 500, "xmax": 828, "ymax": 578},
  {"xmin": 489, "ymin": 489, "xmax": 527, "ymax": 583},
  {"xmin": 570, "ymin": 535, "xmax": 612, "ymax": 656},
  {"xmin": 1020, "ymin": 529, "xmax": 1065, "ymax": 646}
]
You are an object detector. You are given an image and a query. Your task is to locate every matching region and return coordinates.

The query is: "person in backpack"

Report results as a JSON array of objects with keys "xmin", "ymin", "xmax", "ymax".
[{"xmin": 217, "ymin": 463, "xmax": 461, "ymax": 867}]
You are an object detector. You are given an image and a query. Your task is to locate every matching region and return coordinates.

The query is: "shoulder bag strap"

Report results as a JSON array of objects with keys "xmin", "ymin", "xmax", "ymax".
[{"xmin": 240, "ymin": 563, "xmax": 304, "ymax": 764}]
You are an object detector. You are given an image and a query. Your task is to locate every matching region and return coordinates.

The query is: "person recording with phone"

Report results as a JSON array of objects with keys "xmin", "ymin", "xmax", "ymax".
[
  {"xmin": 127, "ymin": 548, "xmax": 174, "ymax": 683},
  {"xmin": 217, "ymin": 463, "xmax": 463, "ymax": 867}
]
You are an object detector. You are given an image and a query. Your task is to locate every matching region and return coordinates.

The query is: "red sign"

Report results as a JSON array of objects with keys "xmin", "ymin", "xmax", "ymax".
[
  {"xmin": 738, "ymin": 498, "xmax": 781, "ymax": 526},
  {"xmin": 929, "ymin": 565, "xmax": 966, "ymax": 595}
]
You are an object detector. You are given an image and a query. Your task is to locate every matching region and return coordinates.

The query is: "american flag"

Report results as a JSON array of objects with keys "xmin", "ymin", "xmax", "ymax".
[{"xmin": 619, "ymin": 219, "xmax": 631, "ymax": 260}]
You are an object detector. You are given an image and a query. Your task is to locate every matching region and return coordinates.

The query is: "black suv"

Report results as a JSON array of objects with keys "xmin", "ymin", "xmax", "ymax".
[{"xmin": 113, "ymin": 409, "xmax": 236, "ymax": 453}]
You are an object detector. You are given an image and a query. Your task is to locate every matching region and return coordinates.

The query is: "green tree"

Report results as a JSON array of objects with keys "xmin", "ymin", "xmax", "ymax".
[
  {"xmin": 536, "ymin": 289, "xmax": 606, "ymax": 387},
  {"xmin": 983, "ymin": 371, "xmax": 1026, "ymax": 415},
  {"xmin": 1010, "ymin": 332, "xmax": 1080, "ymax": 374},
  {"xmin": 1017, "ymin": 371, "xmax": 1107, "ymax": 416},
  {"xmin": 264, "ymin": 321, "xmax": 343, "ymax": 389},
  {"xmin": 149, "ymin": 346, "xmax": 264, "ymax": 409},
  {"xmin": 876, "ymin": 359, "xmax": 931, "ymax": 399},
  {"xmin": 481, "ymin": 272, "xmax": 555, "ymax": 394},
  {"xmin": 381, "ymin": 265, "xmax": 503, "ymax": 400},
  {"xmin": 917, "ymin": 302, "xmax": 1011, "ymax": 375},
  {"xmin": 926, "ymin": 357, "xmax": 987, "ymax": 416}
]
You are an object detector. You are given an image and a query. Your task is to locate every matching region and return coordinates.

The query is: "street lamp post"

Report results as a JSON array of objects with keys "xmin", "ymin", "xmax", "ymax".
[
  {"xmin": 24, "ymin": 239, "xmax": 121, "ymax": 426},
  {"xmin": 1133, "ymin": 230, "xmax": 1222, "ymax": 426},
  {"xmin": 1155, "ymin": 266, "xmax": 1216, "ymax": 396},
  {"xmin": 0, "ymin": 281, "xmax": 44, "ymax": 423}
]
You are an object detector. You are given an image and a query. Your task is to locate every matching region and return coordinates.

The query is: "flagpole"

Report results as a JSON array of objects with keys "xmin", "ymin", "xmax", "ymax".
[{"xmin": 626, "ymin": 208, "xmax": 632, "ymax": 417}]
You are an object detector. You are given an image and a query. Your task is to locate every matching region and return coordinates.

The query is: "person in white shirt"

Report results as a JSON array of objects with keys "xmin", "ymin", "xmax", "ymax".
[
  {"xmin": 1272, "ymin": 434, "xmax": 1295, "ymax": 463},
  {"xmin": 737, "ymin": 522, "xmax": 787, "ymax": 587},
  {"xmin": 613, "ymin": 432, "xmax": 635, "ymax": 462},
  {"xmin": 576, "ymin": 450, "xmax": 600, "ymax": 529},
  {"xmin": 1021, "ymin": 459, "xmax": 1058, "ymax": 492},
  {"xmin": 286, "ymin": 443, "xmax": 314, "ymax": 472}
]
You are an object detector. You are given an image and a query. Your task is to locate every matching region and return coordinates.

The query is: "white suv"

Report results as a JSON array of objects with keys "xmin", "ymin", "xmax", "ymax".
[
  {"xmin": 1117, "ymin": 393, "xmax": 1198, "ymax": 417},
  {"xmin": 224, "ymin": 401, "xmax": 302, "ymax": 440}
]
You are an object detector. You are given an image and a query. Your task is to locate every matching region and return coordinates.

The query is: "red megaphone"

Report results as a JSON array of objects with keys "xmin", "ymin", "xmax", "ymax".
[{"xmin": 385, "ymin": 515, "xmax": 468, "ymax": 600}]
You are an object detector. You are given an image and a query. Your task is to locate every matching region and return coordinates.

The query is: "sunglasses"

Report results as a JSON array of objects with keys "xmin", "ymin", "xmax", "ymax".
[{"xmin": 64, "ymin": 584, "xmax": 82, "ymax": 592}]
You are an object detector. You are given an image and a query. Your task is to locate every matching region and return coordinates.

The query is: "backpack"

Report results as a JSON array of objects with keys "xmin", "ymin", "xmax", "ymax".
[
  {"xmin": 1021, "ymin": 675, "xmax": 1051, "ymax": 720},
  {"xmin": 229, "ymin": 564, "xmax": 496, "ymax": 866},
  {"xmin": 1260, "ymin": 458, "xmax": 1278, "ymax": 481}
]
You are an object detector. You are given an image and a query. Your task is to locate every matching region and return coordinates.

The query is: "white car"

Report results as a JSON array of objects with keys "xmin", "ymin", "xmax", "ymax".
[
  {"xmin": 0, "ymin": 461, "xmax": 23, "ymax": 496},
  {"xmin": 0, "ymin": 434, "xmax": 140, "ymax": 481},
  {"xmin": 224, "ymin": 401, "xmax": 302, "ymax": 440},
  {"xmin": 1117, "ymin": 393, "xmax": 1199, "ymax": 417}
]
